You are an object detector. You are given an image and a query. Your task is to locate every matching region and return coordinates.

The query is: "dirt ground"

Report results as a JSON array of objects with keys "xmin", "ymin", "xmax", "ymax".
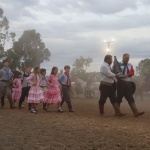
[{"xmin": 0, "ymin": 97, "xmax": 150, "ymax": 150}]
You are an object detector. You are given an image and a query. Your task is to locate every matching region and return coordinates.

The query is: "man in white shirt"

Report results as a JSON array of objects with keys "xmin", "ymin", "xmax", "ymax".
[{"xmin": 99, "ymin": 55, "xmax": 126, "ymax": 117}]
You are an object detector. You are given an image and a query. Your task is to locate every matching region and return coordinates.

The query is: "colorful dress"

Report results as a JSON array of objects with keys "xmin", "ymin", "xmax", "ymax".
[
  {"xmin": 26, "ymin": 73, "xmax": 44, "ymax": 104},
  {"xmin": 12, "ymin": 78, "xmax": 22, "ymax": 101},
  {"xmin": 44, "ymin": 75, "xmax": 61, "ymax": 104}
]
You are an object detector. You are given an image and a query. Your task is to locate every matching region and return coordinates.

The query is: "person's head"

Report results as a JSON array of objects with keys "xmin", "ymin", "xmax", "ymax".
[
  {"xmin": 104, "ymin": 55, "xmax": 113, "ymax": 65},
  {"xmin": 33, "ymin": 66, "xmax": 40, "ymax": 74},
  {"xmin": 3, "ymin": 59, "xmax": 9, "ymax": 68},
  {"xmin": 51, "ymin": 67, "xmax": 58, "ymax": 75},
  {"xmin": 26, "ymin": 66, "xmax": 31, "ymax": 74},
  {"xmin": 40, "ymin": 68, "xmax": 46, "ymax": 76},
  {"xmin": 64, "ymin": 65, "xmax": 70, "ymax": 73},
  {"xmin": 14, "ymin": 71, "xmax": 22, "ymax": 79},
  {"xmin": 123, "ymin": 53, "xmax": 130, "ymax": 64}
]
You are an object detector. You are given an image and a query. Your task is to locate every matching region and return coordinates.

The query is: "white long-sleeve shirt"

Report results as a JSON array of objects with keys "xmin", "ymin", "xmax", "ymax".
[{"xmin": 100, "ymin": 62, "xmax": 116, "ymax": 83}]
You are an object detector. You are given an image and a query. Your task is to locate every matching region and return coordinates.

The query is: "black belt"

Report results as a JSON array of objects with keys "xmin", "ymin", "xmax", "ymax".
[{"xmin": 101, "ymin": 81, "xmax": 113, "ymax": 86}]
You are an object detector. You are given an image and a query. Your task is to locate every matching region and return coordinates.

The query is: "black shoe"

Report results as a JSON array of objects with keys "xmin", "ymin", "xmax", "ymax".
[
  {"xmin": 69, "ymin": 109, "xmax": 74, "ymax": 112},
  {"xmin": 58, "ymin": 108, "xmax": 63, "ymax": 113},
  {"xmin": 10, "ymin": 106, "xmax": 15, "ymax": 109},
  {"xmin": 31, "ymin": 109, "xmax": 37, "ymax": 114},
  {"xmin": 134, "ymin": 112, "xmax": 145, "ymax": 117}
]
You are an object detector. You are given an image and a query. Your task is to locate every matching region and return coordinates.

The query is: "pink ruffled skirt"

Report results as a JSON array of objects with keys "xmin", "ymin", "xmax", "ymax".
[
  {"xmin": 44, "ymin": 87, "xmax": 61, "ymax": 104},
  {"xmin": 12, "ymin": 88, "xmax": 22, "ymax": 101},
  {"xmin": 27, "ymin": 85, "xmax": 44, "ymax": 104}
]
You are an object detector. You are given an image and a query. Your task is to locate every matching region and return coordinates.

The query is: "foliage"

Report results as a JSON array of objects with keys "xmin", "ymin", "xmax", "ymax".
[
  {"xmin": 71, "ymin": 56, "xmax": 93, "ymax": 80},
  {"xmin": 0, "ymin": 7, "xmax": 15, "ymax": 59},
  {"xmin": 5, "ymin": 29, "xmax": 51, "ymax": 69},
  {"xmin": 136, "ymin": 58, "xmax": 150, "ymax": 77}
]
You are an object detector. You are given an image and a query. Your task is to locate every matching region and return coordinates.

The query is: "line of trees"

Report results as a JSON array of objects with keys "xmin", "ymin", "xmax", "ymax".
[
  {"xmin": 136, "ymin": 58, "xmax": 150, "ymax": 77},
  {"xmin": 0, "ymin": 8, "xmax": 51, "ymax": 70},
  {"xmin": 70, "ymin": 56, "xmax": 99, "ymax": 82}
]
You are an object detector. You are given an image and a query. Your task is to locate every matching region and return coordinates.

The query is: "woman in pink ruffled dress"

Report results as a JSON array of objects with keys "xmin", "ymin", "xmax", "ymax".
[
  {"xmin": 26, "ymin": 66, "xmax": 44, "ymax": 113},
  {"xmin": 44, "ymin": 67, "xmax": 63, "ymax": 112},
  {"xmin": 12, "ymin": 71, "xmax": 22, "ymax": 106}
]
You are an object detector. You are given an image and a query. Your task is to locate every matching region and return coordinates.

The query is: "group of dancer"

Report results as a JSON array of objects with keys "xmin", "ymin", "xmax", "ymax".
[
  {"xmin": 0, "ymin": 60, "xmax": 74, "ymax": 114},
  {"xmin": 0, "ymin": 53, "xmax": 145, "ymax": 117}
]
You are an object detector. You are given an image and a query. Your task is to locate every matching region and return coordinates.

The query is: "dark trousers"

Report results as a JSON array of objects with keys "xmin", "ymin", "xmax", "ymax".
[
  {"xmin": 117, "ymin": 80, "xmax": 134, "ymax": 104},
  {"xmin": 19, "ymin": 87, "xmax": 31, "ymax": 110},
  {"xmin": 99, "ymin": 83, "xmax": 117, "ymax": 104},
  {"xmin": 1, "ymin": 96, "xmax": 4, "ymax": 106},
  {"xmin": 61, "ymin": 85, "xmax": 72, "ymax": 109},
  {"xmin": 0, "ymin": 82, "xmax": 13, "ymax": 108},
  {"xmin": 1, "ymin": 95, "xmax": 13, "ymax": 108}
]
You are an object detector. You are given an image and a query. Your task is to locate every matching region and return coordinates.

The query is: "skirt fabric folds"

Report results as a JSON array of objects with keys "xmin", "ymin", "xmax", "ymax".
[
  {"xmin": 44, "ymin": 87, "xmax": 61, "ymax": 104},
  {"xmin": 27, "ymin": 85, "xmax": 44, "ymax": 104}
]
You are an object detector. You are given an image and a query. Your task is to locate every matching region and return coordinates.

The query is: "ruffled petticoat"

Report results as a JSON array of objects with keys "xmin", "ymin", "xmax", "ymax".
[
  {"xmin": 44, "ymin": 87, "xmax": 61, "ymax": 104},
  {"xmin": 27, "ymin": 85, "xmax": 44, "ymax": 104},
  {"xmin": 12, "ymin": 88, "xmax": 22, "ymax": 100}
]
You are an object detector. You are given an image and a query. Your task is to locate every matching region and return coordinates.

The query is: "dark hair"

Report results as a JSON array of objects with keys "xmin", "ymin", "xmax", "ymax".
[
  {"xmin": 51, "ymin": 67, "xmax": 58, "ymax": 75},
  {"xmin": 14, "ymin": 71, "xmax": 22, "ymax": 79},
  {"xmin": 123, "ymin": 53, "xmax": 130, "ymax": 57},
  {"xmin": 40, "ymin": 68, "xmax": 46, "ymax": 74},
  {"xmin": 64, "ymin": 65, "xmax": 70, "ymax": 69},
  {"xmin": 3, "ymin": 59, "xmax": 9, "ymax": 64},
  {"xmin": 104, "ymin": 55, "xmax": 112, "ymax": 62},
  {"xmin": 26, "ymin": 66, "xmax": 31, "ymax": 69}
]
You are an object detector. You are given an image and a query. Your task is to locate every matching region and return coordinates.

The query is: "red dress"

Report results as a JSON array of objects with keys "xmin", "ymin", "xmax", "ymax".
[{"xmin": 44, "ymin": 75, "xmax": 61, "ymax": 104}]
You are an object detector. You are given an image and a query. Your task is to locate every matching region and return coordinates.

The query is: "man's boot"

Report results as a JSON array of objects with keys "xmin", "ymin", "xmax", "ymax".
[
  {"xmin": 1, "ymin": 96, "xmax": 5, "ymax": 108},
  {"xmin": 112, "ymin": 103, "xmax": 126, "ymax": 117},
  {"xmin": 129, "ymin": 103, "xmax": 145, "ymax": 117},
  {"xmin": 115, "ymin": 102, "xmax": 121, "ymax": 115},
  {"xmin": 7, "ymin": 95, "xmax": 15, "ymax": 109},
  {"xmin": 99, "ymin": 103, "xmax": 105, "ymax": 117},
  {"xmin": 67, "ymin": 101, "xmax": 74, "ymax": 112}
]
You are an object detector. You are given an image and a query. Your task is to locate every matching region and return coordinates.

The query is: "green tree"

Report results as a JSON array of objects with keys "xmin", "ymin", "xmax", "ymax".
[
  {"xmin": 136, "ymin": 58, "xmax": 150, "ymax": 76},
  {"xmin": 84, "ymin": 57, "xmax": 93, "ymax": 71},
  {"xmin": 71, "ymin": 56, "xmax": 93, "ymax": 80},
  {"xmin": 0, "ymin": 8, "xmax": 15, "ymax": 59},
  {"xmin": 6, "ymin": 29, "xmax": 51, "ymax": 69}
]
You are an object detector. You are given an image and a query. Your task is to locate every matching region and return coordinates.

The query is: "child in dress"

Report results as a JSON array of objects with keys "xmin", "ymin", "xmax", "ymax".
[
  {"xmin": 44, "ymin": 67, "xmax": 63, "ymax": 112},
  {"xmin": 26, "ymin": 66, "xmax": 44, "ymax": 113},
  {"xmin": 12, "ymin": 71, "xmax": 22, "ymax": 107},
  {"xmin": 40, "ymin": 68, "xmax": 47, "ymax": 110}
]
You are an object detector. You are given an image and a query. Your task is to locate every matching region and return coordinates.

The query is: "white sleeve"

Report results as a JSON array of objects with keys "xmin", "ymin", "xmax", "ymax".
[{"xmin": 101, "ymin": 65, "xmax": 116, "ymax": 78}]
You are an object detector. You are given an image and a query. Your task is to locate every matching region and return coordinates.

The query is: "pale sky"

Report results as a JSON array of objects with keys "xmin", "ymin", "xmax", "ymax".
[{"xmin": 0, "ymin": 0, "xmax": 150, "ymax": 74}]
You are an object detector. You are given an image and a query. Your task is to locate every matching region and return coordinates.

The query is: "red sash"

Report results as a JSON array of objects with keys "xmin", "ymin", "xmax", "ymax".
[{"xmin": 64, "ymin": 72, "xmax": 71, "ymax": 87}]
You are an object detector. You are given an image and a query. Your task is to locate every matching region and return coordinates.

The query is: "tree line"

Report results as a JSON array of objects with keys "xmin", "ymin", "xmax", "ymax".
[{"xmin": 0, "ymin": 8, "xmax": 51, "ymax": 70}]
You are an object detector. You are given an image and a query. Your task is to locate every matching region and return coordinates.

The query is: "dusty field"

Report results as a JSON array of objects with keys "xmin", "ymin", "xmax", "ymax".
[{"xmin": 0, "ymin": 97, "xmax": 150, "ymax": 150}]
